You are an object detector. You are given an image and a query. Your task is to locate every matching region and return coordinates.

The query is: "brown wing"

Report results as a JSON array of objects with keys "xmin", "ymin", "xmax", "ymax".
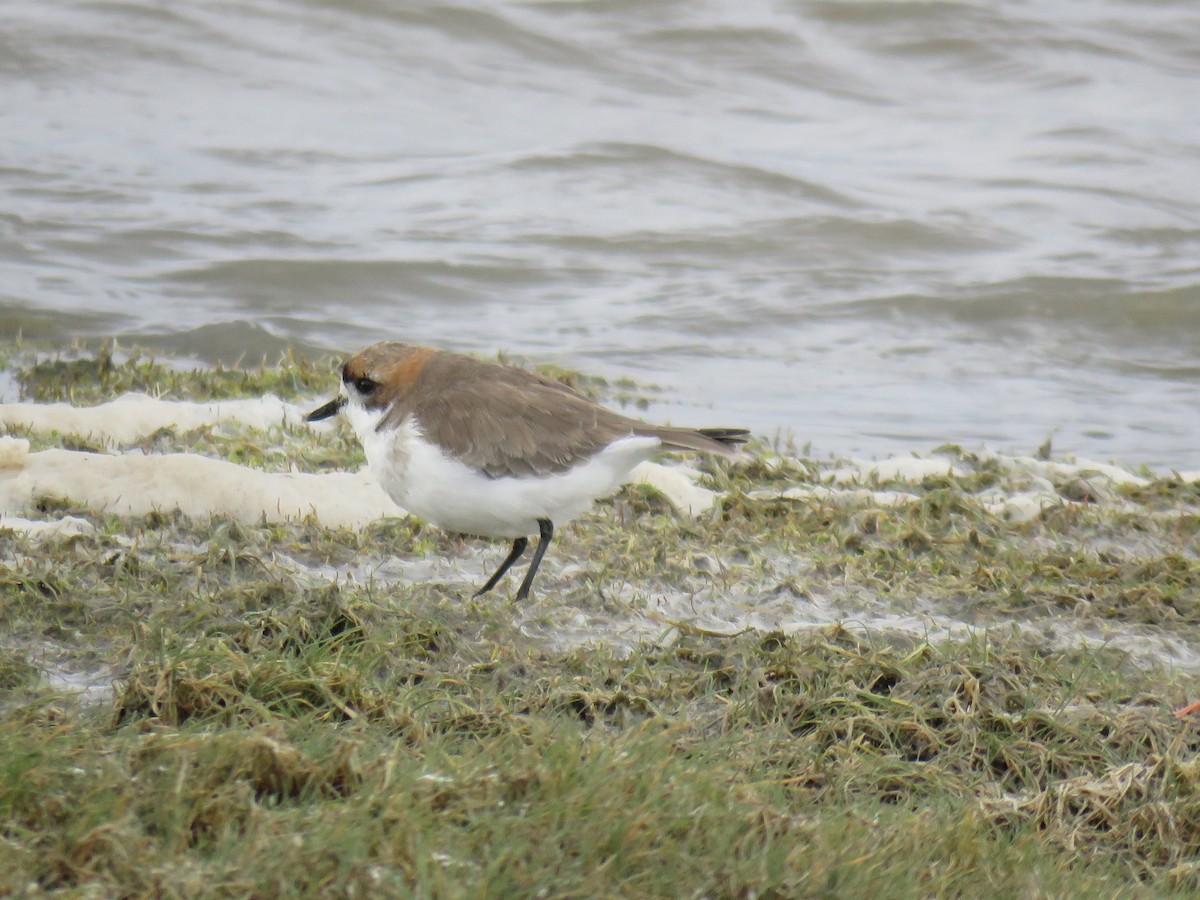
[{"xmin": 400, "ymin": 356, "xmax": 642, "ymax": 478}]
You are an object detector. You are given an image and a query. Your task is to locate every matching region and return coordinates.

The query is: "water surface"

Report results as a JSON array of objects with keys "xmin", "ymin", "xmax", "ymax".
[{"xmin": 3, "ymin": 0, "xmax": 1199, "ymax": 465}]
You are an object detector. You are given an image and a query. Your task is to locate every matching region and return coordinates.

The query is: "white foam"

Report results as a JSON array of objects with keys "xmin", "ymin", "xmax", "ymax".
[
  {"xmin": 532, "ymin": 578, "xmax": 1200, "ymax": 673},
  {"xmin": 0, "ymin": 447, "xmax": 403, "ymax": 529},
  {"xmin": 630, "ymin": 461, "xmax": 719, "ymax": 516},
  {"xmin": 979, "ymin": 449, "xmax": 1149, "ymax": 487},
  {"xmin": 0, "ymin": 514, "xmax": 94, "ymax": 538},
  {"xmin": 830, "ymin": 457, "xmax": 964, "ymax": 485},
  {"xmin": 748, "ymin": 485, "xmax": 921, "ymax": 508},
  {"xmin": 746, "ymin": 446, "xmax": 1181, "ymax": 522},
  {"xmin": 0, "ymin": 436, "xmax": 30, "ymax": 468},
  {"xmin": 978, "ymin": 490, "xmax": 1062, "ymax": 523},
  {"xmin": 0, "ymin": 393, "xmax": 322, "ymax": 446}
]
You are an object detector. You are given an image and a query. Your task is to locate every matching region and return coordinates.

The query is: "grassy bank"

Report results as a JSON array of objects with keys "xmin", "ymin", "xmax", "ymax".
[{"xmin": 2, "ymin": 346, "xmax": 1200, "ymax": 896}]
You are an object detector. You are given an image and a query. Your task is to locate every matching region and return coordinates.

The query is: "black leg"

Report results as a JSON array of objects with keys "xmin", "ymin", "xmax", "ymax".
[
  {"xmin": 515, "ymin": 518, "xmax": 554, "ymax": 601},
  {"xmin": 474, "ymin": 537, "xmax": 528, "ymax": 597}
]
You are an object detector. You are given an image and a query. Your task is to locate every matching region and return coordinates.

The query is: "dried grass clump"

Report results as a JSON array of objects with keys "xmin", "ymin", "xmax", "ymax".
[
  {"xmin": 981, "ymin": 756, "xmax": 1200, "ymax": 884},
  {"xmin": 114, "ymin": 649, "xmax": 391, "ymax": 727},
  {"xmin": 132, "ymin": 729, "xmax": 363, "ymax": 804}
]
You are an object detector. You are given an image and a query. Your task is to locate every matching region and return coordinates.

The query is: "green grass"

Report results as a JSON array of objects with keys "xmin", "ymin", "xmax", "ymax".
[
  {"xmin": 1, "ymin": 344, "xmax": 1200, "ymax": 896},
  {"xmin": 13, "ymin": 343, "xmax": 337, "ymax": 405}
]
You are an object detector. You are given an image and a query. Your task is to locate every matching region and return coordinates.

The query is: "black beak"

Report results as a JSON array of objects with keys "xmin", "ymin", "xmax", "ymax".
[{"xmin": 306, "ymin": 396, "xmax": 346, "ymax": 422}]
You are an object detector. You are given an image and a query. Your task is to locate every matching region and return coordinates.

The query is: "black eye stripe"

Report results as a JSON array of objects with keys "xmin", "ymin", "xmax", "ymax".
[{"xmin": 341, "ymin": 365, "xmax": 380, "ymax": 395}]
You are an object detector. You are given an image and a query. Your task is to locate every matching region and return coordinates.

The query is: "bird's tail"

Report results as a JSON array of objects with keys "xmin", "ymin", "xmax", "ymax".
[{"xmin": 639, "ymin": 425, "xmax": 750, "ymax": 456}]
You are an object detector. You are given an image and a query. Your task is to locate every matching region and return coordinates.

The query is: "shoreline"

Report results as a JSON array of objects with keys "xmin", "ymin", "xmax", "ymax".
[{"xmin": 1, "ymin": 345, "xmax": 1199, "ymax": 894}]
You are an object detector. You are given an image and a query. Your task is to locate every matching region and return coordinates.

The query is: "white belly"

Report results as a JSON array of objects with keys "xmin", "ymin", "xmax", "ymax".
[{"xmin": 361, "ymin": 416, "xmax": 661, "ymax": 538}]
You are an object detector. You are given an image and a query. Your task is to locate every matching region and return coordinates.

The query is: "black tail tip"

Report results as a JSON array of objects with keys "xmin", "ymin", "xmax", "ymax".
[{"xmin": 698, "ymin": 428, "xmax": 751, "ymax": 447}]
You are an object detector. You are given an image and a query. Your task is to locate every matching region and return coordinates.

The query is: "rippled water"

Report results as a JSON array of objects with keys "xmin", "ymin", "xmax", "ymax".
[{"xmin": 3, "ymin": 0, "xmax": 1198, "ymax": 465}]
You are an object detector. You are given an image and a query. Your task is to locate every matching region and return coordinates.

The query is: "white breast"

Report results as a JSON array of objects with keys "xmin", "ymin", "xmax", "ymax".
[{"xmin": 354, "ymin": 406, "xmax": 660, "ymax": 538}]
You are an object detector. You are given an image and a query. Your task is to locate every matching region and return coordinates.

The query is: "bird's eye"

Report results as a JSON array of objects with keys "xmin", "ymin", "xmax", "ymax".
[{"xmin": 353, "ymin": 376, "xmax": 380, "ymax": 395}]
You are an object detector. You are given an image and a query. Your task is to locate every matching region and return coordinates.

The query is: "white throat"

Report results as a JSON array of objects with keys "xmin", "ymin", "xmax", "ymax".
[{"xmin": 343, "ymin": 395, "xmax": 387, "ymax": 445}]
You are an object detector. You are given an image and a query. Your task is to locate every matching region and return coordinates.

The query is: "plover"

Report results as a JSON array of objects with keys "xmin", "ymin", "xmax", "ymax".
[{"xmin": 307, "ymin": 342, "xmax": 748, "ymax": 600}]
